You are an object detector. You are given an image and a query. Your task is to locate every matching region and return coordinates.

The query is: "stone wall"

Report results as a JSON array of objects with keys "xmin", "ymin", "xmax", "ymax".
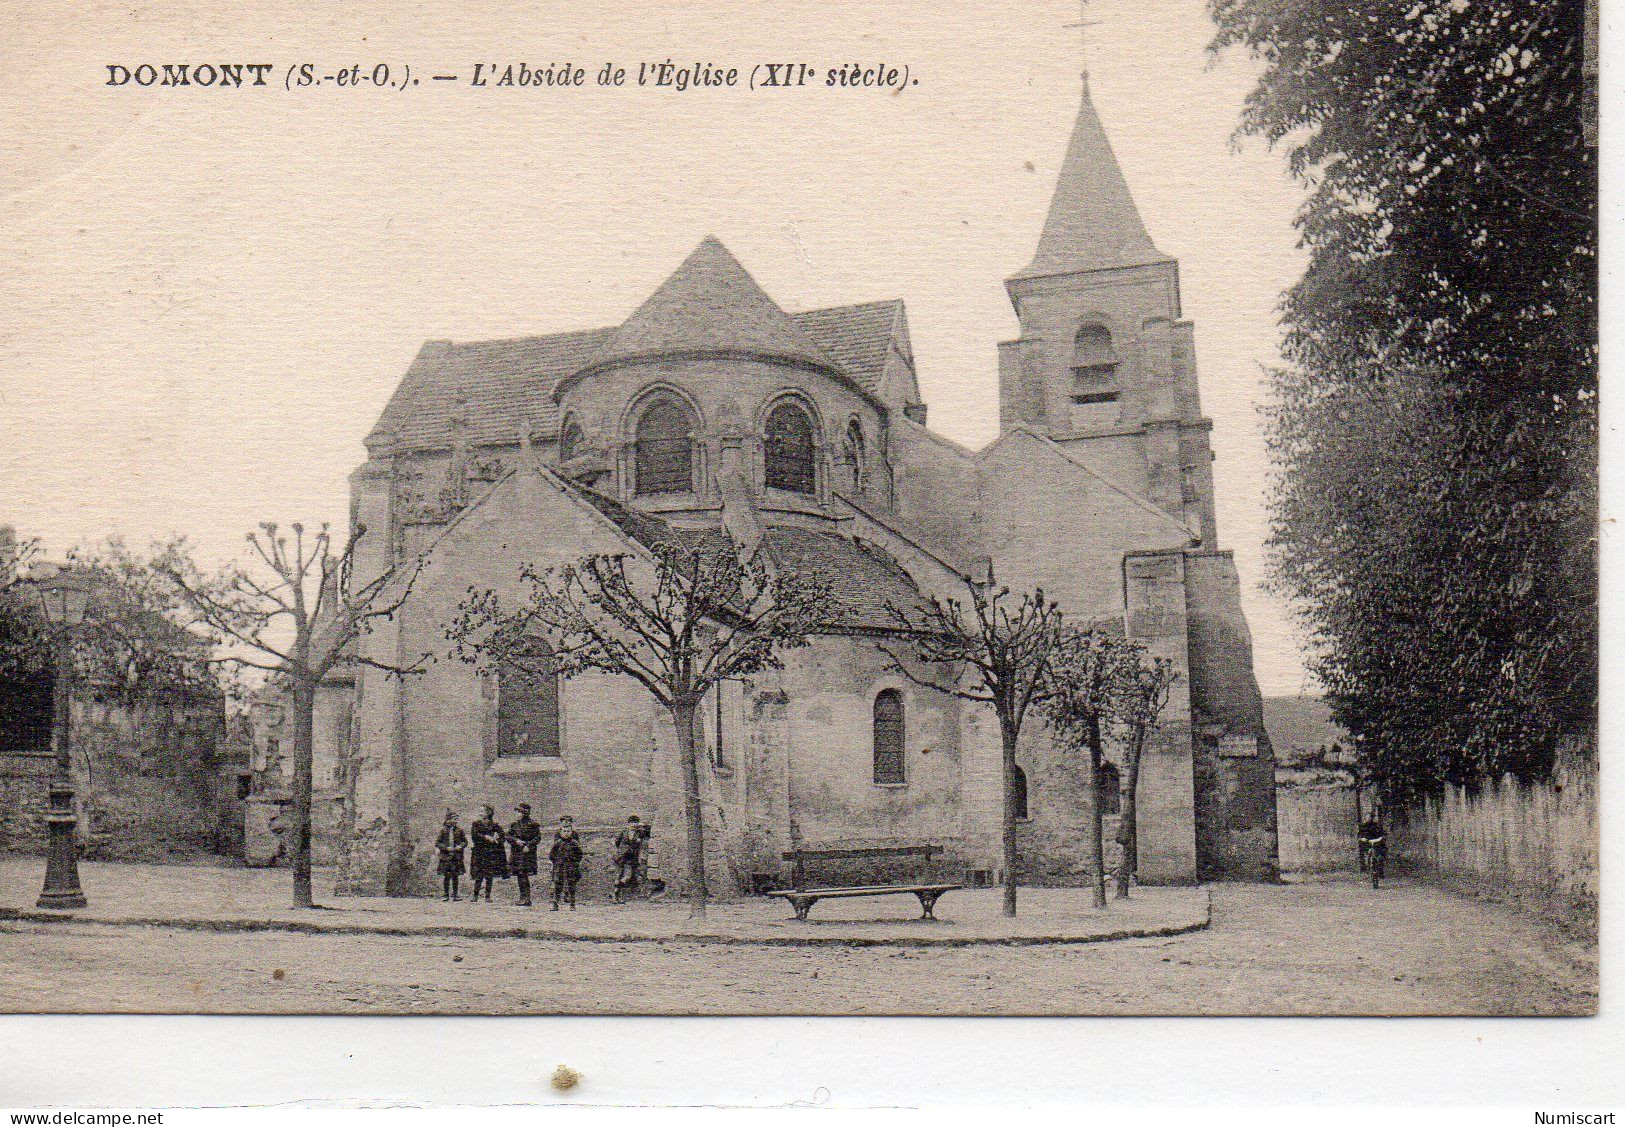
[
  {"xmin": 1390, "ymin": 732, "xmax": 1597, "ymax": 931},
  {"xmin": 338, "ymin": 464, "xmax": 745, "ymax": 898},
  {"xmin": 0, "ymin": 752, "xmax": 54, "ymax": 854},
  {"xmin": 246, "ymin": 679, "xmax": 349, "ymax": 867},
  {"xmin": 1, "ymin": 694, "xmax": 240, "ymax": 861},
  {"xmin": 779, "ymin": 636, "xmax": 967, "ymax": 875},
  {"xmin": 1183, "ymin": 551, "xmax": 1281, "ymax": 881},
  {"xmin": 1276, "ymin": 783, "xmax": 1360, "ymax": 874}
]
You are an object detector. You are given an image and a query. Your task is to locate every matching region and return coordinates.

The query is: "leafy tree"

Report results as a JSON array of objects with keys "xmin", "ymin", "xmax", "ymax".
[
  {"xmin": 1210, "ymin": 0, "xmax": 1596, "ymax": 798},
  {"xmin": 121, "ymin": 523, "xmax": 426, "ymax": 908},
  {"xmin": 1041, "ymin": 626, "xmax": 1144, "ymax": 909},
  {"xmin": 3, "ymin": 530, "xmax": 220, "ymax": 721},
  {"xmin": 1113, "ymin": 656, "xmax": 1178, "ymax": 900},
  {"xmin": 0, "ymin": 528, "xmax": 44, "ymax": 679},
  {"xmin": 1267, "ymin": 367, "xmax": 1592, "ymax": 800},
  {"xmin": 447, "ymin": 540, "xmax": 833, "ymax": 919},
  {"xmin": 887, "ymin": 578, "xmax": 1067, "ymax": 917},
  {"xmin": 0, "ymin": 530, "xmax": 51, "ymax": 751}
]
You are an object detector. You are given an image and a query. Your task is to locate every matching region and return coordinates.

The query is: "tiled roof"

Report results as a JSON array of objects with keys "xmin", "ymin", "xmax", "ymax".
[
  {"xmin": 370, "ymin": 329, "xmax": 612, "ymax": 452},
  {"xmin": 793, "ymin": 299, "xmax": 902, "ymax": 396},
  {"xmin": 553, "ymin": 482, "xmax": 919, "ymax": 633},
  {"xmin": 571, "ymin": 237, "xmax": 840, "ymax": 379},
  {"xmin": 368, "ymin": 302, "xmax": 904, "ymax": 453},
  {"xmin": 760, "ymin": 526, "xmax": 921, "ymax": 632},
  {"xmin": 560, "ymin": 479, "xmax": 730, "ymax": 559}
]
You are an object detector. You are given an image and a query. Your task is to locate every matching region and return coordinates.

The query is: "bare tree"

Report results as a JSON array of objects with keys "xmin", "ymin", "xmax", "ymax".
[
  {"xmin": 1042, "ymin": 626, "xmax": 1144, "ymax": 909},
  {"xmin": 134, "ymin": 522, "xmax": 425, "ymax": 909},
  {"xmin": 885, "ymin": 575, "xmax": 1067, "ymax": 918},
  {"xmin": 1112, "ymin": 656, "xmax": 1178, "ymax": 900},
  {"xmin": 446, "ymin": 540, "xmax": 833, "ymax": 919}
]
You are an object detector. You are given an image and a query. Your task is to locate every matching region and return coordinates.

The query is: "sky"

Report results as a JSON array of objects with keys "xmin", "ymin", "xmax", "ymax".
[{"xmin": 0, "ymin": 0, "xmax": 1315, "ymax": 695}]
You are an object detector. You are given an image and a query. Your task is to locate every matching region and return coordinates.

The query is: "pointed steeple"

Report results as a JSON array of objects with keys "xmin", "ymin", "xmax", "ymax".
[
  {"xmin": 1015, "ymin": 77, "xmax": 1167, "ymax": 279},
  {"xmin": 575, "ymin": 236, "xmax": 841, "ymax": 378}
]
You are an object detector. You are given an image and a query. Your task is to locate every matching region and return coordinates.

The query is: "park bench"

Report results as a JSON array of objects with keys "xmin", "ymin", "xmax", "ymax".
[{"xmin": 766, "ymin": 844, "xmax": 962, "ymax": 922}]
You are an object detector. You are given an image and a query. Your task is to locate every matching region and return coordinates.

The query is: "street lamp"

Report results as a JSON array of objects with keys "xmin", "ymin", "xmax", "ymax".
[{"xmin": 25, "ymin": 561, "xmax": 93, "ymax": 910}]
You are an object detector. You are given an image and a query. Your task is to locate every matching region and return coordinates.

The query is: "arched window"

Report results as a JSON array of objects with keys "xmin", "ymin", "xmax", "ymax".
[
  {"xmin": 497, "ymin": 642, "xmax": 561, "ymax": 758},
  {"xmin": 1073, "ymin": 324, "xmax": 1115, "ymax": 368},
  {"xmin": 1098, "ymin": 761, "xmax": 1121, "ymax": 816},
  {"xmin": 764, "ymin": 401, "xmax": 816, "ymax": 495},
  {"xmin": 634, "ymin": 398, "xmax": 696, "ymax": 495},
  {"xmin": 1012, "ymin": 762, "xmax": 1029, "ymax": 820},
  {"xmin": 1071, "ymin": 324, "xmax": 1120, "ymax": 405},
  {"xmin": 558, "ymin": 419, "xmax": 585, "ymax": 462},
  {"xmin": 841, "ymin": 419, "xmax": 866, "ymax": 494},
  {"xmin": 872, "ymin": 689, "xmax": 905, "ymax": 784}
]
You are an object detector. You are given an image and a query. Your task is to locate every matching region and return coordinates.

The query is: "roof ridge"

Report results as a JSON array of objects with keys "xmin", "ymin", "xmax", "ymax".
[
  {"xmin": 435, "ymin": 325, "xmax": 615, "ymax": 348},
  {"xmin": 833, "ymin": 490, "xmax": 973, "ymax": 580},
  {"xmin": 897, "ymin": 415, "xmax": 979, "ymax": 459},
  {"xmin": 791, "ymin": 297, "xmax": 904, "ymax": 316}
]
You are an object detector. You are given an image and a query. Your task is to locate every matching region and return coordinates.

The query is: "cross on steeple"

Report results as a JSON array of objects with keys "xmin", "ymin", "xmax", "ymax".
[{"xmin": 1063, "ymin": 0, "xmax": 1103, "ymax": 82}]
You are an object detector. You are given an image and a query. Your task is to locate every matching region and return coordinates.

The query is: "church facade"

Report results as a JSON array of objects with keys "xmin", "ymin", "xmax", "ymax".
[{"xmin": 332, "ymin": 83, "xmax": 1280, "ymax": 899}]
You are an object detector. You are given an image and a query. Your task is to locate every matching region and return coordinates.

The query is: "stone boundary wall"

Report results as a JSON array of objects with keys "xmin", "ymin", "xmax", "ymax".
[
  {"xmin": 1391, "ymin": 732, "xmax": 1597, "ymax": 931},
  {"xmin": 2, "ymin": 696, "xmax": 244, "ymax": 862},
  {"xmin": 0, "ymin": 752, "xmax": 55, "ymax": 854},
  {"xmin": 1276, "ymin": 782, "xmax": 1359, "ymax": 874}
]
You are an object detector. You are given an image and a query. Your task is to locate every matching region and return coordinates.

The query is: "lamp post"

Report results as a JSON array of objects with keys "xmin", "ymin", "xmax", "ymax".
[{"xmin": 26, "ymin": 562, "xmax": 92, "ymax": 910}]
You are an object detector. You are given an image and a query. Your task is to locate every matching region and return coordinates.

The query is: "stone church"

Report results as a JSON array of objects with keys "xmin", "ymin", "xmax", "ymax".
[{"xmin": 331, "ymin": 82, "xmax": 1280, "ymax": 898}]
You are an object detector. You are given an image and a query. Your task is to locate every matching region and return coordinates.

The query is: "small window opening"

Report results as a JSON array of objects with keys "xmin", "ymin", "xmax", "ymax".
[{"xmin": 872, "ymin": 689, "xmax": 905, "ymax": 785}]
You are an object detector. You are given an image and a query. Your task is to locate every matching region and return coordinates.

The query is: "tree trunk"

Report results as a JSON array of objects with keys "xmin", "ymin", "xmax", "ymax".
[
  {"xmin": 288, "ymin": 678, "xmax": 317, "ymax": 910},
  {"xmin": 671, "ymin": 698, "xmax": 708, "ymax": 919},
  {"xmin": 1114, "ymin": 726, "xmax": 1146, "ymax": 900},
  {"xmin": 1085, "ymin": 715, "xmax": 1107, "ymax": 909},
  {"xmin": 1001, "ymin": 723, "xmax": 1019, "ymax": 918}
]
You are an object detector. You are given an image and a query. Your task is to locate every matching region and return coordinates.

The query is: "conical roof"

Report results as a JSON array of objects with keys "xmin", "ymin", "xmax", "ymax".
[
  {"xmin": 1015, "ymin": 77, "xmax": 1168, "ymax": 279},
  {"xmin": 574, "ymin": 237, "xmax": 842, "ymax": 378}
]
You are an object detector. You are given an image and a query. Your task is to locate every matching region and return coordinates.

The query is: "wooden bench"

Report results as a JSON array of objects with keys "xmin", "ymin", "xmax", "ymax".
[{"xmin": 765, "ymin": 844, "xmax": 962, "ymax": 922}]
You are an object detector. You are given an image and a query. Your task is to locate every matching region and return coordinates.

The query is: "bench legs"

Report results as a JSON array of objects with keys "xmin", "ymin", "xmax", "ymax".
[{"xmin": 780, "ymin": 890, "xmax": 950, "ymax": 921}]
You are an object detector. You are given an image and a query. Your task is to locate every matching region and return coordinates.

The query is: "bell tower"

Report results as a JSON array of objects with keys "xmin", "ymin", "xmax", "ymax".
[{"xmin": 998, "ymin": 76, "xmax": 1218, "ymax": 547}]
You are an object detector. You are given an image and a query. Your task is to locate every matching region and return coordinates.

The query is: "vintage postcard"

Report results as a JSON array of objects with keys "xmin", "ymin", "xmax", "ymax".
[{"xmin": 0, "ymin": 0, "xmax": 1599, "ymax": 1039}]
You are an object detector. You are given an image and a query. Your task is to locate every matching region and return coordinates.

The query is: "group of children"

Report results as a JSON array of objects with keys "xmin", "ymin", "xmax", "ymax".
[{"xmin": 434, "ymin": 806, "xmax": 650, "ymax": 910}]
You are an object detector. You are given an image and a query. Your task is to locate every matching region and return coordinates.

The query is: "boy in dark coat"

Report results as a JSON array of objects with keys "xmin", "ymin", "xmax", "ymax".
[
  {"xmin": 549, "ymin": 815, "xmax": 585, "ymax": 910},
  {"xmin": 612, "ymin": 815, "xmax": 647, "ymax": 904},
  {"xmin": 434, "ymin": 811, "xmax": 467, "ymax": 901},
  {"xmin": 507, "ymin": 803, "xmax": 542, "ymax": 907},
  {"xmin": 469, "ymin": 804, "xmax": 509, "ymax": 903}
]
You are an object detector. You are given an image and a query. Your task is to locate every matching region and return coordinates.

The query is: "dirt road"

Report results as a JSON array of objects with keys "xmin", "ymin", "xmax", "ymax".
[{"xmin": 0, "ymin": 877, "xmax": 1596, "ymax": 1015}]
